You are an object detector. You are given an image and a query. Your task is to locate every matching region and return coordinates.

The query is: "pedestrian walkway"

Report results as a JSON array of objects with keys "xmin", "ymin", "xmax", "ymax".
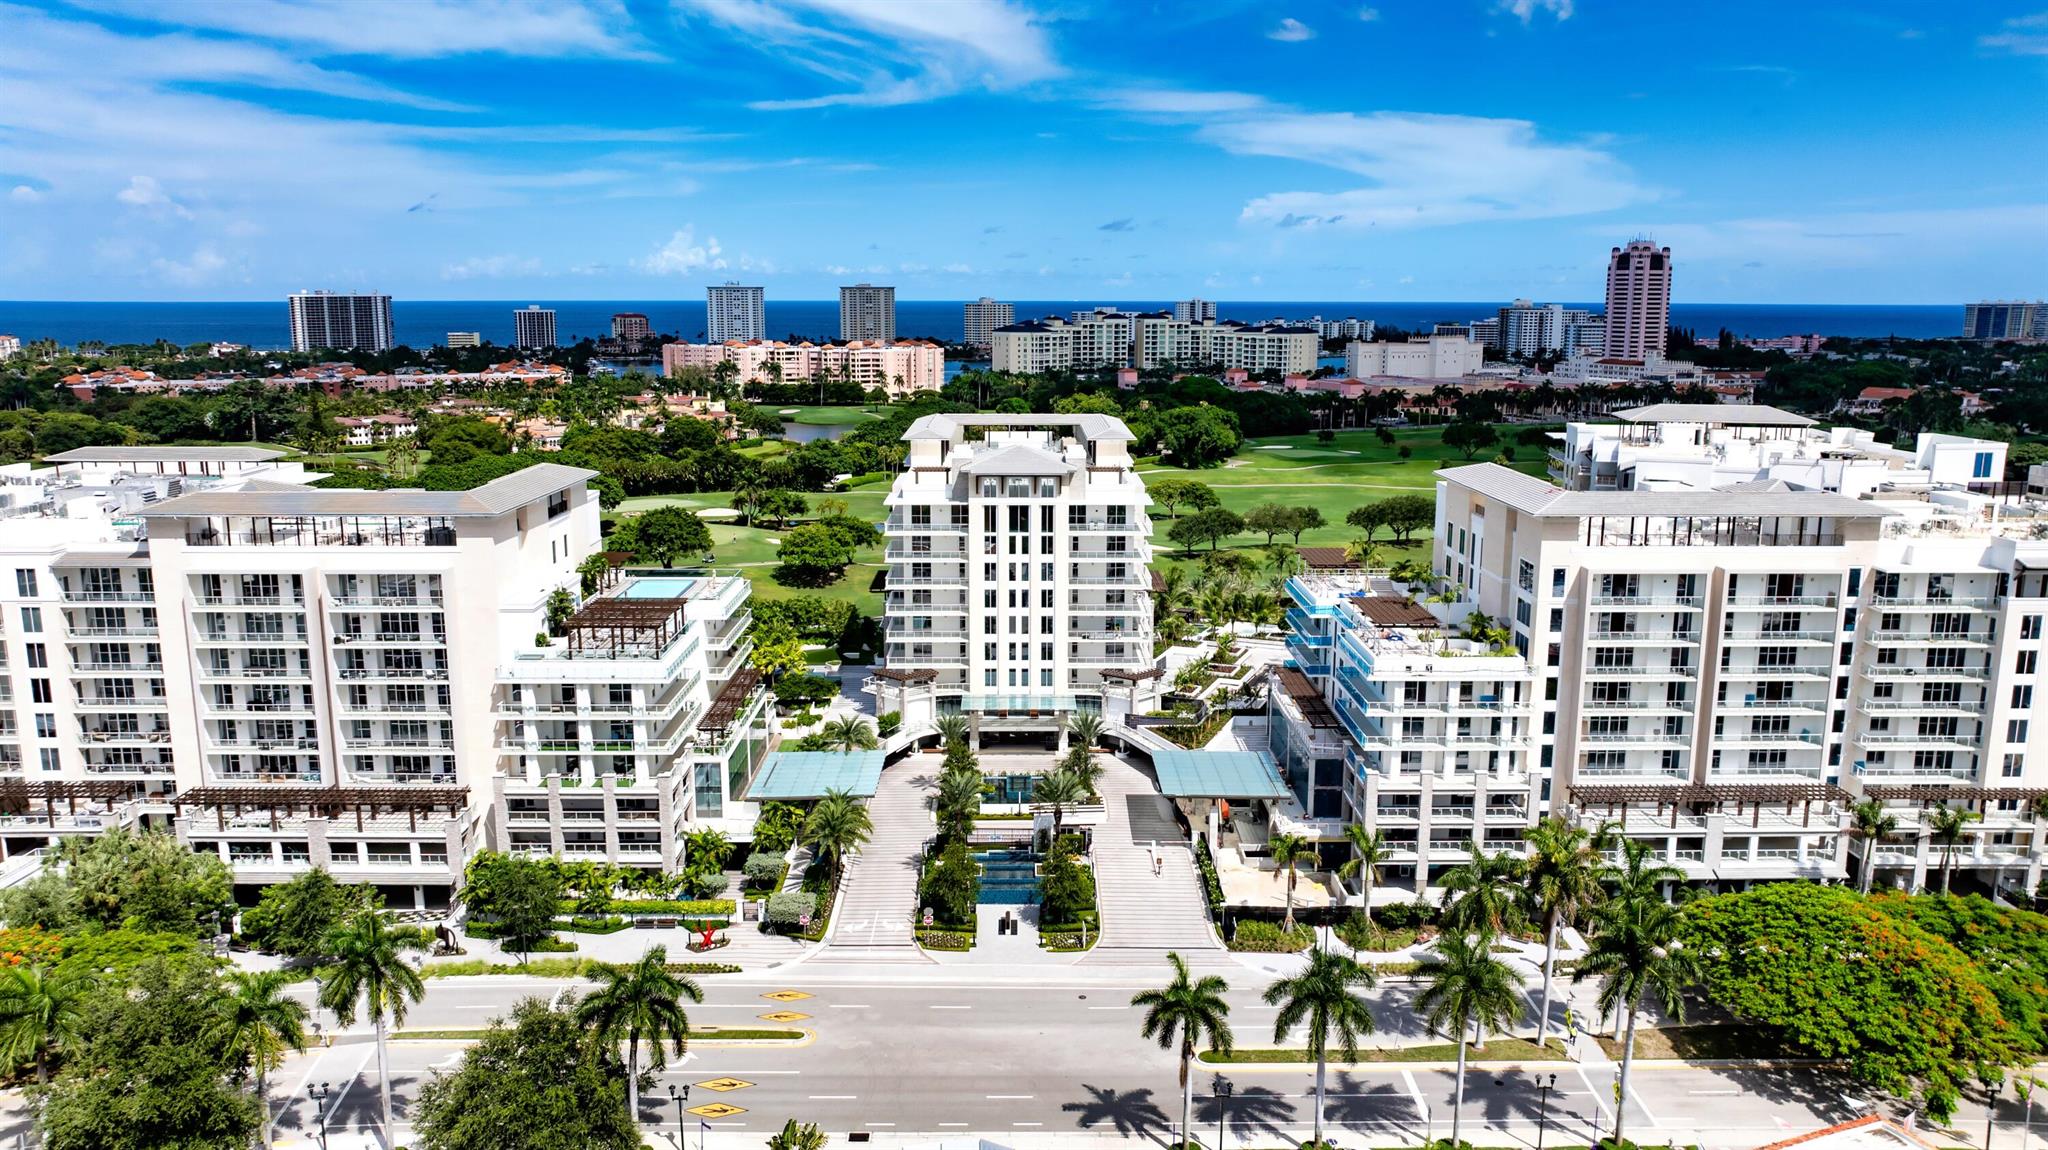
[
  {"xmin": 821, "ymin": 756, "xmax": 932, "ymax": 960},
  {"xmin": 1081, "ymin": 753, "xmax": 1221, "ymax": 957}
]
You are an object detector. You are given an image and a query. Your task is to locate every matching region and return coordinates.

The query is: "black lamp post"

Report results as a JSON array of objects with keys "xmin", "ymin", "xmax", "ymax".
[
  {"xmin": 1536, "ymin": 1072, "xmax": 1558, "ymax": 1150},
  {"xmin": 669, "ymin": 1083, "xmax": 691, "ymax": 1150},
  {"xmin": 1215, "ymin": 1076, "xmax": 1234, "ymax": 1150},
  {"xmin": 308, "ymin": 1081, "xmax": 333, "ymax": 1150},
  {"xmin": 1987, "ymin": 1080, "xmax": 2002, "ymax": 1150}
]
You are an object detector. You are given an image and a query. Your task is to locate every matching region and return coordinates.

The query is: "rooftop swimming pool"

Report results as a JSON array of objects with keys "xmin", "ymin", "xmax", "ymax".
[{"xmin": 619, "ymin": 576, "xmax": 698, "ymax": 600}]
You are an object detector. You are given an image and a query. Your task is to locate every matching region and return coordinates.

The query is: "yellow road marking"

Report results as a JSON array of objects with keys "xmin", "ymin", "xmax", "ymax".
[
  {"xmin": 688, "ymin": 1103, "xmax": 749, "ymax": 1119},
  {"xmin": 695, "ymin": 1077, "xmax": 755, "ymax": 1092}
]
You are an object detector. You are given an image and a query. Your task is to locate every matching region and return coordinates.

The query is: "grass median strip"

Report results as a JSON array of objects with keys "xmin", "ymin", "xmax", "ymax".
[
  {"xmin": 396, "ymin": 1026, "xmax": 804, "ymax": 1042},
  {"xmin": 1202, "ymin": 1037, "xmax": 1567, "ymax": 1064}
]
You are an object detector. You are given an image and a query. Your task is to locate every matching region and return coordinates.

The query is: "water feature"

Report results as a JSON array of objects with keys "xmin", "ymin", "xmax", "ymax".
[{"xmin": 974, "ymin": 849, "xmax": 1040, "ymax": 904}]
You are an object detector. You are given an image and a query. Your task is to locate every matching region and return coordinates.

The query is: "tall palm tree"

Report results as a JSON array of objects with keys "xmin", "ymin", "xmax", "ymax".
[
  {"xmin": 1155, "ymin": 563, "xmax": 1193, "ymax": 621},
  {"xmin": 934, "ymin": 766, "xmax": 985, "ymax": 845},
  {"xmin": 318, "ymin": 912, "xmax": 426, "ymax": 1142},
  {"xmin": 802, "ymin": 789, "xmax": 874, "ymax": 879},
  {"xmin": 577, "ymin": 945, "xmax": 704, "ymax": 1123},
  {"xmin": 767, "ymin": 1120, "xmax": 828, "ymax": 1150},
  {"xmin": 1034, "ymin": 768, "xmax": 1089, "ymax": 843},
  {"xmin": 1337, "ymin": 824, "xmax": 1394, "ymax": 930},
  {"xmin": 1060, "ymin": 742, "xmax": 1106, "ymax": 798},
  {"xmin": 1847, "ymin": 799, "xmax": 1901, "ymax": 895},
  {"xmin": 933, "ymin": 713, "xmax": 971, "ymax": 750},
  {"xmin": 1415, "ymin": 933, "xmax": 1522, "ymax": 1148},
  {"xmin": 1439, "ymin": 839, "xmax": 1528, "ymax": 940},
  {"xmin": 821, "ymin": 716, "xmax": 878, "ymax": 752},
  {"xmin": 1573, "ymin": 899, "xmax": 1702, "ymax": 1145},
  {"xmin": 1065, "ymin": 711, "xmax": 1105, "ymax": 751},
  {"xmin": 1522, "ymin": 817, "xmax": 1607, "ymax": 1048},
  {"xmin": 1603, "ymin": 837, "xmax": 1682, "ymax": 910},
  {"xmin": 1927, "ymin": 805, "xmax": 1981, "ymax": 894},
  {"xmin": 1268, "ymin": 832, "xmax": 1312, "ymax": 933},
  {"xmin": 211, "ymin": 970, "xmax": 310, "ymax": 1149},
  {"xmin": 1132, "ymin": 952, "xmax": 1234, "ymax": 1148},
  {"xmin": 1263, "ymin": 947, "xmax": 1377, "ymax": 1148},
  {"xmin": 0, "ymin": 964, "xmax": 94, "ymax": 1086}
]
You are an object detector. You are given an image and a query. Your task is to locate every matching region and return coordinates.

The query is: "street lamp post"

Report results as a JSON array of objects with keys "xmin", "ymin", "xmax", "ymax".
[
  {"xmin": 1990, "ymin": 1081, "xmax": 2004, "ymax": 1150},
  {"xmin": 1215, "ymin": 1076, "xmax": 1233, "ymax": 1150},
  {"xmin": 308, "ymin": 1081, "xmax": 333, "ymax": 1150},
  {"xmin": 1536, "ymin": 1073, "xmax": 1558, "ymax": 1150},
  {"xmin": 668, "ymin": 1084, "xmax": 691, "ymax": 1150}
]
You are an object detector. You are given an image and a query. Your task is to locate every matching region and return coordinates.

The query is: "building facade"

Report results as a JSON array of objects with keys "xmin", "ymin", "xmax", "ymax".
[
  {"xmin": 961, "ymin": 298, "xmax": 1014, "ymax": 350},
  {"xmin": 611, "ymin": 313, "xmax": 651, "ymax": 340},
  {"xmin": 707, "ymin": 285, "xmax": 766, "ymax": 343},
  {"xmin": 1495, "ymin": 300, "xmax": 1601, "ymax": 358},
  {"xmin": 869, "ymin": 414, "xmax": 1161, "ymax": 745},
  {"xmin": 991, "ymin": 314, "xmax": 1317, "ymax": 376},
  {"xmin": 512, "ymin": 306, "xmax": 557, "ymax": 350},
  {"xmin": 1344, "ymin": 334, "xmax": 1485, "ymax": 379},
  {"xmin": 1603, "ymin": 241, "xmax": 1672, "ymax": 361},
  {"xmin": 661, "ymin": 340, "xmax": 943, "ymax": 396},
  {"xmin": 1963, "ymin": 301, "xmax": 2046, "ymax": 341},
  {"xmin": 839, "ymin": 284, "xmax": 896, "ymax": 343},
  {"xmin": 446, "ymin": 332, "xmax": 481, "ymax": 349},
  {"xmin": 288, "ymin": 292, "xmax": 394, "ymax": 354},
  {"xmin": 1173, "ymin": 299, "xmax": 1219, "ymax": 324}
]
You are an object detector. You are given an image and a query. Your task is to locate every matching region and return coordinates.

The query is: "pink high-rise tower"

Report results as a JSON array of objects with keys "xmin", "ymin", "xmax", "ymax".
[{"xmin": 1603, "ymin": 240, "xmax": 1672, "ymax": 361}]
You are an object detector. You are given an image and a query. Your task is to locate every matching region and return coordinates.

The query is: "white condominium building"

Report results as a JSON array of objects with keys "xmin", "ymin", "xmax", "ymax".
[
  {"xmin": 512, "ymin": 306, "xmax": 557, "ymax": 350},
  {"xmin": 869, "ymin": 414, "xmax": 1160, "ymax": 746},
  {"xmin": 0, "ymin": 447, "xmax": 768, "ymax": 906},
  {"xmin": 288, "ymin": 291, "xmax": 394, "ymax": 354},
  {"xmin": 991, "ymin": 312, "xmax": 1317, "ymax": 376},
  {"xmin": 1173, "ymin": 298, "xmax": 1218, "ymax": 324},
  {"xmin": 961, "ymin": 298, "xmax": 1014, "ymax": 350},
  {"xmin": 661, "ymin": 339, "xmax": 943, "ymax": 396},
  {"xmin": 839, "ymin": 284, "xmax": 896, "ymax": 343},
  {"xmin": 707, "ymin": 285, "xmax": 766, "ymax": 343},
  {"xmin": 1344, "ymin": 334, "xmax": 1485, "ymax": 379},
  {"xmin": 1494, "ymin": 300, "xmax": 1601, "ymax": 357},
  {"xmin": 990, "ymin": 314, "xmax": 1135, "ymax": 374}
]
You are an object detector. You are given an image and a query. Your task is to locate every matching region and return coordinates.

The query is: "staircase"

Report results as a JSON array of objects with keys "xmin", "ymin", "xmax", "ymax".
[
  {"xmin": 821, "ymin": 758, "xmax": 932, "ymax": 960},
  {"xmin": 1082, "ymin": 756, "xmax": 1221, "ymax": 958}
]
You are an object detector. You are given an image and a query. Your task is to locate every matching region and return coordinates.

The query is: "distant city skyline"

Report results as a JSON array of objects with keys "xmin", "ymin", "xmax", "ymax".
[{"xmin": 2, "ymin": 1, "xmax": 2042, "ymax": 303}]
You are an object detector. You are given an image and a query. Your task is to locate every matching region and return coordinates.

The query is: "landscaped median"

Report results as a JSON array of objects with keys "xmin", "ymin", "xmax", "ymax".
[
  {"xmin": 417, "ymin": 956, "xmax": 742, "ymax": 979},
  {"xmin": 395, "ymin": 1026, "xmax": 805, "ymax": 1042},
  {"xmin": 1198, "ymin": 1037, "xmax": 1568, "ymax": 1064}
]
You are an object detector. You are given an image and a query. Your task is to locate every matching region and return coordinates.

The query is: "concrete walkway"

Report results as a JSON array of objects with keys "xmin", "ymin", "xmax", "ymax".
[
  {"xmin": 1081, "ymin": 752, "xmax": 1222, "ymax": 958},
  {"xmin": 820, "ymin": 754, "xmax": 933, "ymax": 962}
]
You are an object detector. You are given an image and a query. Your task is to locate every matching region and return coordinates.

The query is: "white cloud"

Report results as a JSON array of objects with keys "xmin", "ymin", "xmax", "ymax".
[
  {"xmin": 1099, "ymin": 88, "xmax": 1269, "ymax": 115},
  {"xmin": 1981, "ymin": 11, "xmax": 2048, "ymax": 56},
  {"xmin": 9, "ymin": 185, "xmax": 40, "ymax": 202},
  {"xmin": 821, "ymin": 264, "xmax": 852, "ymax": 276},
  {"xmin": 1621, "ymin": 204, "xmax": 2048, "ymax": 268},
  {"xmin": 692, "ymin": 0, "xmax": 1061, "ymax": 109},
  {"xmin": 943, "ymin": 262, "xmax": 974, "ymax": 274},
  {"xmin": 1497, "ymin": 0, "xmax": 1571, "ymax": 23},
  {"xmin": 1268, "ymin": 17, "xmax": 1315, "ymax": 41},
  {"xmin": 1208, "ymin": 111, "xmax": 1648, "ymax": 230},
  {"xmin": 1356, "ymin": 6, "xmax": 1380, "ymax": 20},
  {"xmin": 149, "ymin": 245, "xmax": 230, "ymax": 285},
  {"xmin": 637, "ymin": 227, "xmax": 726, "ymax": 275},
  {"xmin": 441, "ymin": 254, "xmax": 543, "ymax": 280},
  {"xmin": 69, "ymin": 0, "xmax": 654, "ymax": 60},
  {"xmin": 115, "ymin": 175, "xmax": 192, "ymax": 219}
]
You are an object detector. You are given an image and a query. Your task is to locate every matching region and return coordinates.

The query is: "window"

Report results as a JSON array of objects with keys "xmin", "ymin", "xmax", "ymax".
[
  {"xmin": 1973, "ymin": 451, "xmax": 1995, "ymax": 479},
  {"xmin": 24, "ymin": 643, "xmax": 45, "ymax": 669},
  {"xmin": 2003, "ymin": 754, "xmax": 2025, "ymax": 778},
  {"xmin": 2008, "ymin": 719, "xmax": 2030, "ymax": 742},
  {"xmin": 2020, "ymin": 651, "xmax": 2039, "ymax": 676},
  {"xmin": 2016, "ymin": 686, "xmax": 2035, "ymax": 709},
  {"xmin": 38, "ymin": 749, "xmax": 58, "ymax": 772},
  {"xmin": 30, "ymin": 679, "xmax": 51, "ymax": 703},
  {"xmin": 13, "ymin": 570, "xmax": 36, "ymax": 597},
  {"xmin": 18, "ymin": 607, "xmax": 39, "ymax": 633},
  {"xmin": 35, "ymin": 714, "xmax": 55, "ymax": 738},
  {"xmin": 2026, "ymin": 616, "xmax": 2044, "ymax": 641}
]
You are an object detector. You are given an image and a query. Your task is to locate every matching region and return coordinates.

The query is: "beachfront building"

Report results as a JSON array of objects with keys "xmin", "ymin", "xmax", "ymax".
[
  {"xmin": 870, "ymin": 414, "xmax": 1160, "ymax": 745},
  {"xmin": 962, "ymin": 298, "xmax": 1014, "ymax": 350},
  {"xmin": 661, "ymin": 339, "xmax": 943, "ymax": 396},
  {"xmin": 288, "ymin": 291, "xmax": 394, "ymax": 354},
  {"xmin": 1343, "ymin": 334, "xmax": 1485, "ymax": 380},
  {"xmin": 991, "ymin": 312, "xmax": 1318, "ymax": 376},
  {"xmin": 707, "ymin": 285, "xmax": 765, "ymax": 343}
]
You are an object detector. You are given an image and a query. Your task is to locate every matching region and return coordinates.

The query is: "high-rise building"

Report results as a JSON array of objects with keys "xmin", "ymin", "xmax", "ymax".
[
  {"xmin": 991, "ymin": 312, "xmax": 1317, "ymax": 375},
  {"xmin": 288, "ymin": 291, "xmax": 394, "ymax": 353},
  {"xmin": 611, "ymin": 313, "xmax": 651, "ymax": 340},
  {"xmin": 839, "ymin": 284, "xmax": 896, "ymax": 343},
  {"xmin": 1963, "ymin": 301, "xmax": 2047, "ymax": 341},
  {"xmin": 961, "ymin": 298, "xmax": 1014, "ymax": 349},
  {"xmin": 1495, "ymin": 300, "xmax": 1601, "ymax": 358},
  {"xmin": 1602, "ymin": 241, "xmax": 1672, "ymax": 361},
  {"xmin": 446, "ymin": 332, "xmax": 482, "ymax": 349},
  {"xmin": 1173, "ymin": 298, "xmax": 1218, "ymax": 324},
  {"xmin": 1344, "ymin": 334, "xmax": 1484, "ymax": 379},
  {"xmin": 868, "ymin": 414, "xmax": 1161, "ymax": 743},
  {"xmin": 663, "ymin": 340, "xmax": 944, "ymax": 396},
  {"xmin": 513, "ymin": 306, "xmax": 557, "ymax": 350},
  {"xmin": 707, "ymin": 285, "xmax": 765, "ymax": 343}
]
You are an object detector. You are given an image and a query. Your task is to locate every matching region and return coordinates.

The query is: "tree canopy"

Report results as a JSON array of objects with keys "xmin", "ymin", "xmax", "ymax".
[
  {"xmin": 237, "ymin": 868, "xmax": 381, "ymax": 960},
  {"xmin": 1156, "ymin": 405, "xmax": 1242, "ymax": 467},
  {"xmin": 1147, "ymin": 478, "xmax": 1220, "ymax": 518},
  {"xmin": 1166, "ymin": 508, "xmax": 1247, "ymax": 554},
  {"xmin": 411, "ymin": 996, "xmax": 639, "ymax": 1150}
]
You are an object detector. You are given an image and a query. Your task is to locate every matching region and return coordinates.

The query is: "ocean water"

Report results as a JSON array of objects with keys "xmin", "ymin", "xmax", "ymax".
[{"xmin": 0, "ymin": 298, "xmax": 1961, "ymax": 351}]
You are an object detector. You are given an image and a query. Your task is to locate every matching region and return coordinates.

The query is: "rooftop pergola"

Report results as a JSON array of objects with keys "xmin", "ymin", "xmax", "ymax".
[
  {"xmin": 1568, "ymin": 782, "xmax": 1847, "ymax": 829},
  {"xmin": 565, "ymin": 597, "xmax": 688, "ymax": 659},
  {"xmin": 1276, "ymin": 668, "xmax": 1342, "ymax": 729},
  {"xmin": 0, "ymin": 780, "xmax": 136, "ymax": 819},
  {"xmin": 699, "ymin": 668, "xmax": 765, "ymax": 733},
  {"xmin": 1863, "ymin": 784, "xmax": 2048, "ymax": 809},
  {"xmin": 175, "ymin": 785, "xmax": 469, "ymax": 831}
]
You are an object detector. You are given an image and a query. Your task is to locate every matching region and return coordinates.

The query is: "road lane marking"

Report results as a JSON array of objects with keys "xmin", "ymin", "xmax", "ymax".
[
  {"xmin": 1572, "ymin": 1066, "xmax": 1615, "ymax": 1126},
  {"xmin": 1400, "ymin": 1070, "xmax": 1429, "ymax": 1126},
  {"xmin": 864, "ymin": 1122, "xmax": 895, "ymax": 1128},
  {"xmin": 1013, "ymin": 1122, "xmax": 1044, "ymax": 1127},
  {"xmin": 695, "ymin": 1078, "xmax": 756, "ymax": 1092},
  {"xmin": 688, "ymin": 1103, "xmax": 749, "ymax": 1119},
  {"xmin": 938, "ymin": 1123, "xmax": 969, "ymax": 1128},
  {"xmin": 929, "ymin": 1005, "xmax": 971, "ymax": 1010},
  {"xmin": 1087, "ymin": 1005, "xmax": 1128, "ymax": 1011},
  {"xmin": 1689, "ymin": 1090, "xmax": 1740, "ymax": 1096},
  {"xmin": 762, "ymin": 990, "xmax": 813, "ymax": 1002},
  {"xmin": 828, "ymin": 1004, "xmax": 871, "ymax": 1009},
  {"xmin": 986, "ymin": 1094, "xmax": 1034, "ymax": 1100},
  {"xmin": 808, "ymin": 1095, "xmax": 857, "ymax": 1100}
]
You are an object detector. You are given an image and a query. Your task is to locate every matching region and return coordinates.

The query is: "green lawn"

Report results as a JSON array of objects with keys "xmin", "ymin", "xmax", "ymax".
[
  {"xmin": 774, "ymin": 405, "xmax": 883, "ymax": 426},
  {"xmin": 611, "ymin": 488, "xmax": 889, "ymax": 615}
]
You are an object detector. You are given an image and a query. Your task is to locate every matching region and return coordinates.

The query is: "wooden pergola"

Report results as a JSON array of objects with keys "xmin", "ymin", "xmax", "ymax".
[
  {"xmin": 1862, "ymin": 784, "xmax": 2048, "ymax": 813},
  {"xmin": 564, "ymin": 597, "xmax": 688, "ymax": 659},
  {"xmin": 175, "ymin": 785, "xmax": 468, "ymax": 832},
  {"xmin": 699, "ymin": 668, "xmax": 765, "ymax": 733},
  {"xmin": 1275, "ymin": 667, "xmax": 1343, "ymax": 729},
  {"xmin": 0, "ymin": 780, "xmax": 137, "ymax": 821},
  {"xmin": 1568, "ymin": 782, "xmax": 1847, "ymax": 829}
]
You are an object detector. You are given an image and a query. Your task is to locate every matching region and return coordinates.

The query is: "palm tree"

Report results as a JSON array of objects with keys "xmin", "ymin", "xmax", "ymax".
[
  {"xmin": 1439, "ymin": 839, "xmax": 1528, "ymax": 940},
  {"xmin": 1415, "ymin": 933, "xmax": 1523, "ymax": 1148},
  {"xmin": 1336, "ymin": 824, "xmax": 1393, "ymax": 929},
  {"xmin": 1263, "ymin": 947, "xmax": 1377, "ymax": 1148},
  {"xmin": 1060, "ymin": 742, "xmax": 1106, "ymax": 798},
  {"xmin": 1034, "ymin": 768, "xmax": 1089, "ymax": 843},
  {"xmin": 802, "ymin": 789, "xmax": 874, "ymax": 879},
  {"xmin": 1155, "ymin": 563, "xmax": 1193, "ymax": 622},
  {"xmin": 1573, "ymin": 899, "xmax": 1702, "ymax": 1145},
  {"xmin": 1522, "ymin": 817, "xmax": 1607, "ymax": 1048},
  {"xmin": 1928, "ymin": 805, "xmax": 1981, "ymax": 894},
  {"xmin": 1603, "ymin": 837, "xmax": 1682, "ymax": 910},
  {"xmin": 577, "ymin": 945, "xmax": 704, "ymax": 1123},
  {"xmin": 318, "ymin": 912, "xmax": 426, "ymax": 1142},
  {"xmin": 1132, "ymin": 952, "xmax": 1234, "ymax": 1148},
  {"xmin": 934, "ymin": 766, "xmax": 985, "ymax": 845},
  {"xmin": 1268, "ymin": 832, "xmax": 1312, "ymax": 933},
  {"xmin": 0, "ymin": 964, "xmax": 94, "ymax": 1085},
  {"xmin": 1848, "ymin": 799, "xmax": 1901, "ymax": 895},
  {"xmin": 211, "ymin": 970, "xmax": 310, "ymax": 1149},
  {"xmin": 821, "ymin": 716, "xmax": 878, "ymax": 752},
  {"xmin": 1065, "ymin": 711, "xmax": 1105, "ymax": 752},
  {"xmin": 767, "ymin": 1119, "xmax": 828, "ymax": 1150},
  {"xmin": 933, "ymin": 713, "xmax": 970, "ymax": 749}
]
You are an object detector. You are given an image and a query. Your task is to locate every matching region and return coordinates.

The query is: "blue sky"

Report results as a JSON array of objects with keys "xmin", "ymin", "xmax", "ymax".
[{"xmin": 1, "ymin": 0, "xmax": 2044, "ymax": 303}]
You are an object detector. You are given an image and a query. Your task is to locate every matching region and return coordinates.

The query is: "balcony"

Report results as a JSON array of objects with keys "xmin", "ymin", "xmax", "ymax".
[
  {"xmin": 195, "ymin": 594, "xmax": 301, "ymax": 608},
  {"xmin": 1589, "ymin": 629, "xmax": 1701, "ymax": 643},
  {"xmin": 1719, "ymin": 697, "xmax": 1828, "ymax": 713},
  {"xmin": 60, "ymin": 590, "xmax": 155, "ymax": 603},
  {"xmin": 328, "ymin": 593, "xmax": 447, "ymax": 608},
  {"xmin": 1856, "ymin": 732, "xmax": 1979, "ymax": 748},
  {"xmin": 1585, "ymin": 664, "xmax": 1696, "ymax": 679},
  {"xmin": 336, "ymin": 666, "xmax": 449, "ymax": 681},
  {"xmin": 70, "ymin": 660, "xmax": 164, "ymax": 673},
  {"xmin": 1721, "ymin": 664, "xmax": 1833, "ymax": 679},
  {"xmin": 881, "ymin": 519, "xmax": 968, "ymax": 534},
  {"xmin": 332, "ymin": 631, "xmax": 447, "ymax": 646},
  {"xmin": 883, "ymin": 547, "xmax": 968, "ymax": 562},
  {"xmin": 1068, "ymin": 549, "xmax": 1144, "ymax": 560},
  {"xmin": 888, "ymin": 575, "xmax": 969, "ymax": 587},
  {"xmin": 1862, "ymin": 664, "xmax": 1990, "ymax": 682},
  {"xmin": 67, "ymin": 625, "xmax": 159, "ymax": 638},
  {"xmin": 1587, "ymin": 594, "xmax": 1703, "ymax": 609},
  {"xmin": 1869, "ymin": 630, "xmax": 1991, "ymax": 646},
  {"xmin": 76, "ymin": 695, "xmax": 168, "ymax": 711},
  {"xmin": 1580, "ymin": 731, "xmax": 1689, "ymax": 746},
  {"xmin": 1867, "ymin": 594, "xmax": 1995, "ymax": 610},
  {"xmin": 1712, "ymin": 731, "xmax": 1824, "ymax": 746},
  {"xmin": 1721, "ymin": 630, "xmax": 1835, "ymax": 644},
  {"xmin": 197, "ymin": 667, "xmax": 312, "ymax": 682},
  {"xmin": 1860, "ymin": 698, "xmax": 1982, "ymax": 714},
  {"xmin": 197, "ymin": 630, "xmax": 307, "ymax": 645},
  {"xmin": 1725, "ymin": 594, "xmax": 1837, "ymax": 608}
]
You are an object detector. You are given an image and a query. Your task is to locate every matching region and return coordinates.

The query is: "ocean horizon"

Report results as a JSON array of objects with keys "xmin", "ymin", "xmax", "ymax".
[{"xmin": 0, "ymin": 298, "xmax": 1962, "ymax": 351}]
